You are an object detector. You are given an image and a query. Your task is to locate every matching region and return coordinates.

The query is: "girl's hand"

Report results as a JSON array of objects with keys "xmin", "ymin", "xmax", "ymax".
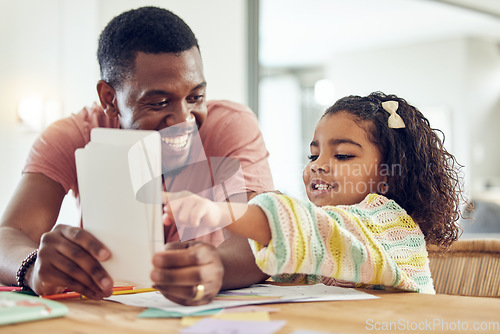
[
  {"xmin": 163, "ymin": 191, "xmax": 229, "ymax": 239},
  {"xmin": 163, "ymin": 191, "xmax": 271, "ymax": 245}
]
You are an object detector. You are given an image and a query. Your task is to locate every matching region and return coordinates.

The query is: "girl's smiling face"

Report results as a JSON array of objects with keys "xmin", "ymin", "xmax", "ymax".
[{"xmin": 303, "ymin": 111, "xmax": 386, "ymax": 207}]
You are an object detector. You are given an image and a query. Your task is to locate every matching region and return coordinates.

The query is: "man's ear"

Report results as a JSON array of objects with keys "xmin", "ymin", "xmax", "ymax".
[{"xmin": 96, "ymin": 80, "xmax": 119, "ymax": 118}]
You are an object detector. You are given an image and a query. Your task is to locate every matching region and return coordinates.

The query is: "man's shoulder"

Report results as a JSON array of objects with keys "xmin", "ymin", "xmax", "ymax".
[
  {"xmin": 48, "ymin": 103, "xmax": 108, "ymax": 128},
  {"xmin": 207, "ymin": 100, "xmax": 255, "ymax": 118},
  {"xmin": 204, "ymin": 100, "xmax": 257, "ymax": 132},
  {"xmin": 35, "ymin": 103, "xmax": 120, "ymax": 153},
  {"xmin": 46, "ymin": 103, "xmax": 119, "ymax": 139},
  {"xmin": 69, "ymin": 103, "xmax": 118, "ymax": 128}
]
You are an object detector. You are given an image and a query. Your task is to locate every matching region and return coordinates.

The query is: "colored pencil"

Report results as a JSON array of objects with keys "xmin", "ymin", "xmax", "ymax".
[
  {"xmin": 41, "ymin": 285, "xmax": 137, "ymax": 300},
  {"xmin": 111, "ymin": 288, "xmax": 157, "ymax": 295},
  {"xmin": 0, "ymin": 286, "xmax": 23, "ymax": 292}
]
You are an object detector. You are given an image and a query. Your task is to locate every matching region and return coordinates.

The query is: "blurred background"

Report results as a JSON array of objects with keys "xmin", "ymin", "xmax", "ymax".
[{"xmin": 1, "ymin": 0, "xmax": 499, "ymax": 235}]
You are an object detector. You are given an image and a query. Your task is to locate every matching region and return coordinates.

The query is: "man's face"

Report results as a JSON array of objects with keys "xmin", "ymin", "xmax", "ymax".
[{"xmin": 114, "ymin": 47, "xmax": 207, "ymax": 172}]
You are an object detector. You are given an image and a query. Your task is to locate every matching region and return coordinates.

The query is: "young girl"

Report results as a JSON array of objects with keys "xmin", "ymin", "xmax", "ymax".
[{"xmin": 165, "ymin": 92, "xmax": 464, "ymax": 293}]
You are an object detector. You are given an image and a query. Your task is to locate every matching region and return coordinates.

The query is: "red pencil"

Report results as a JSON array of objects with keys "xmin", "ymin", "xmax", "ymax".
[
  {"xmin": 0, "ymin": 286, "xmax": 23, "ymax": 292},
  {"xmin": 41, "ymin": 285, "xmax": 136, "ymax": 300},
  {"xmin": 41, "ymin": 291, "xmax": 81, "ymax": 300}
]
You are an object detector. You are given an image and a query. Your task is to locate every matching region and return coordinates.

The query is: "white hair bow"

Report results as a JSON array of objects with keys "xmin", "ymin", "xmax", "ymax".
[{"xmin": 382, "ymin": 101, "xmax": 405, "ymax": 129}]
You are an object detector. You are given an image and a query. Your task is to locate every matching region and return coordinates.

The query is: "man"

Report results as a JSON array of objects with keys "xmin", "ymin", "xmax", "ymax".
[{"xmin": 0, "ymin": 6, "xmax": 273, "ymax": 306}]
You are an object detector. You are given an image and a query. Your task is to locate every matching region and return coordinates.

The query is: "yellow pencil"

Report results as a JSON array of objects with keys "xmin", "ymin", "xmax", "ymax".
[{"xmin": 111, "ymin": 288, "xmax": 157, "ymax": 295}]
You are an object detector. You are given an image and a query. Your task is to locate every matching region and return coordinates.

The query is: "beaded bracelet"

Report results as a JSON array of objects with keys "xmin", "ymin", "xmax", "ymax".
[{"xmin": 16, "ymin": 249, "xmax": 38, "ymax": 290}]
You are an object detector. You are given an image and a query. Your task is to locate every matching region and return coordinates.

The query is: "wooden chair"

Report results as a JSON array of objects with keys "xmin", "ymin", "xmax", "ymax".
[{"xmin": 427, "ymin": 239, "xmax": 500, "ymax": 297}]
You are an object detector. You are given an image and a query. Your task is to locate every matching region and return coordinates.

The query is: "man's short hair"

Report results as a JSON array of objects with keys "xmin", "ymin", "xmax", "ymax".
[{"xmin": 97, "ymin": 6, "xmax": 199, "ymax": 88}]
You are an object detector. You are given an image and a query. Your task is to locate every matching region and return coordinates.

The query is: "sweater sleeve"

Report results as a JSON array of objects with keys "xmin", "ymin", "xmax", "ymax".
[{"xmin": 247, "ymin": 193, "xmax": 434, "ymax": 293}]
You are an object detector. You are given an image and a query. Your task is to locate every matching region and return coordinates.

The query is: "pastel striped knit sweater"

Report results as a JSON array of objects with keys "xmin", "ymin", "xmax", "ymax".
[{"xmin": 247, "ymin": 192, "xmax": 435, "ymax": 293}]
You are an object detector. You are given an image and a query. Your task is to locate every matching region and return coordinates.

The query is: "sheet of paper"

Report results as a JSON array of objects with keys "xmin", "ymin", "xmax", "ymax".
[
  {"xmin": 180, "ymin": 318, "xmax": 287, "ymax": 334},
  {"xmin": 106, "ymin": 283, "xmax": 378, "ymax": 315},
  {"xmin": 138, "ymin": 305, "xmax": 279, "ymax": 318},
  {"xmin": 291, "ymin": 331, "xmax": 336, "ymax": 334},
  {"xmin": 139, "ymin": 308, "xmax": 222, "ymax": 318},
  {"xmin": 222, "ymin": 305, "xmax": 280, "ymax": 313},
  {"xmin": 0, "ymin": 292, "xmax": 68, "ymax": 325},
  {"xmin": 180, "ymin": 311, "xmax": 270, "ymax": 326},
  {"xmin": 75, "ymin": 129, "xmax": 163, "ymax": 288}
]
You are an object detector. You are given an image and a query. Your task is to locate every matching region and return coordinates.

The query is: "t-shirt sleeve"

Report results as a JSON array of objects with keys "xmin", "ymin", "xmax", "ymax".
[
  {"xmin": 22, "ymin": 115, "xmax": 89, "ymax": 194},
  {"xmin": 247, "ymin": 193, "xmax": 435, "ymax": 293},
  {"xmin": 203, "ymin": 101, "xmax": 274, "ymax": 201}
]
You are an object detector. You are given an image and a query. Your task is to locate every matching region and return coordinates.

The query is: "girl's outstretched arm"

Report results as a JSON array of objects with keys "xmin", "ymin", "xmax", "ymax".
[
  {"xmin": 163, "ymin": 191, "xmax": 271, "ymax": 245},
  {"xmin": 226, "ymin": 205, "xmax": 271, "ymax": 245},
  {"xmin": 246, "ymin": 192, "xmax": 434, "ymax": 294}
]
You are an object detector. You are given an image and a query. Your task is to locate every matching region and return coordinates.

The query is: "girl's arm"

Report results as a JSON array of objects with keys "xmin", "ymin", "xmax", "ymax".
[
  {"xmin": 246, "ymin": 192, "xmax": 434, "ymax": 294},
  {"xmin": 224, "ymin": 204, "xmax": 271, "ymax": 245},
  {"xmin": 164, "ymin": 191, "xmax": 433, "ymax": 293},
  {"xmin": 163, "ymin": 191, "xmax": 271, "ymax": 245}
]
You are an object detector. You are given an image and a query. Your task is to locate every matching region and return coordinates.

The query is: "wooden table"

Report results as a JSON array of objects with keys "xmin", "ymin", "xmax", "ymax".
[{"xmin": 3, "ymin": 289, "xmax": 500, "ymax": 334}]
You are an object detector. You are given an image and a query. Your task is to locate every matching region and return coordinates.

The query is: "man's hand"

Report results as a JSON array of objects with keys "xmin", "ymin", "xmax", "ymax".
[
  {"xmin": 151, "ymin": 241, "xmax": 223, "ymax": 306},
  {"xmin": 27, "ymin": 224, "xmax": 114, "ymax": 300}
]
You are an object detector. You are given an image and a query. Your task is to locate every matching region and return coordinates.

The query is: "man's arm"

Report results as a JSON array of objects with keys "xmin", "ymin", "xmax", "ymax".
[
  {"xmin": 0, "ymin": 173, "xmax": 113, "ymax": 298},
  {"xmin": 216, "ymin": 191, "xmax": 270, "ymax": 289},
  {"xmin": 205, "ymin": 103, "xmax": 274, "ymax": 287},
  {"xmin": 0, "ymin": 173, "xmax": 65, "ymax": 285},
  {"xmin": 217, "ymin": 230, "xmax": 269, "ymax": 290}
]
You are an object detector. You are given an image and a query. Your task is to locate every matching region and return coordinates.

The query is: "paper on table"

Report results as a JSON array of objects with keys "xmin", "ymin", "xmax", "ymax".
[
  {"xmin": 106, "ymin": 283, "xmax": 378, "ymax": 315},
  {"xmin": 180, "ymin": 311, "xmax": 270, "ymax": 326},
  {"xmin": 75, "ymin": 128, "xmax": 164, "ymax": 288},
  {"xmin": 180, "ymin": 318, "xmax": 287, "ymax": 334},
  {"xmin": 291, "ymin": 331, "xmax": 336, "ymax": 334},
  {"xmin": 0, "ymin": 292, "xmax": 68, "ymax": 326}
]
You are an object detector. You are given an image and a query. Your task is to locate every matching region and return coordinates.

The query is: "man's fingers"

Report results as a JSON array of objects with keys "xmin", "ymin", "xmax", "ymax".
[
  {"xmin": 56, "ymin": 225, "xmax": 111, "ymax": 261},
  {"xmin": 38, "ymin": 263, "xmax": 103, "ymax": 300},
  {"xmin": 154, "ymin": 283, "xmax": 215, "ymax": 306},
  {"xmin": 151, "ymin": 262, "xmax": 223, "ymax": 306},
  {"xmin": 51, "ymin": 247, "xmax": 112, "ymax": 294},
  {"xmin": 153, "ymin": 242, "xmax": 213, "ymax": 268},
  {"xmin": 152, "ymin": 248, "xmax": 199, "ymax": 268},
  {"xmin": 163, "ymin": 240, "xmax": 192, "ymax": 250},
  {"xmin": 151, "ymin": 262, "xmax": 209, "ymax": 285},
  {"xmin": 36, "ymin": 226, "xmax": 114, "ymax": 297},
  {"xmin": 151, "ymin": 241, "xmax": 224, "ymax": 306}
]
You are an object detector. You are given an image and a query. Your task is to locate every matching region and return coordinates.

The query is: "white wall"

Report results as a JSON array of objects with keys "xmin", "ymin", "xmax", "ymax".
[
  {"xmin": 464, "ymin": 38, "xmax": 500, "ymax": 192},
  {"xmin": 0, "ymin": 0, "xmax": 248, "ymax": 220},
  {"xmin": 259, "ymin": 75, "xmax": 304, "ymax": 199},
  {"xmin": 97, "ymin": 0, "xmax": 248, "ymax": 104},
  {"xmin": 324, "ymin": 37, "xmax": 500, "ymax": 197}
]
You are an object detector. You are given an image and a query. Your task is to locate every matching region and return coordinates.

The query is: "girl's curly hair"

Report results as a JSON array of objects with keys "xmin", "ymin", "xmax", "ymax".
[{"xmin": 324, "ymin": 92, "xmax": 464, "ymax": 247}]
